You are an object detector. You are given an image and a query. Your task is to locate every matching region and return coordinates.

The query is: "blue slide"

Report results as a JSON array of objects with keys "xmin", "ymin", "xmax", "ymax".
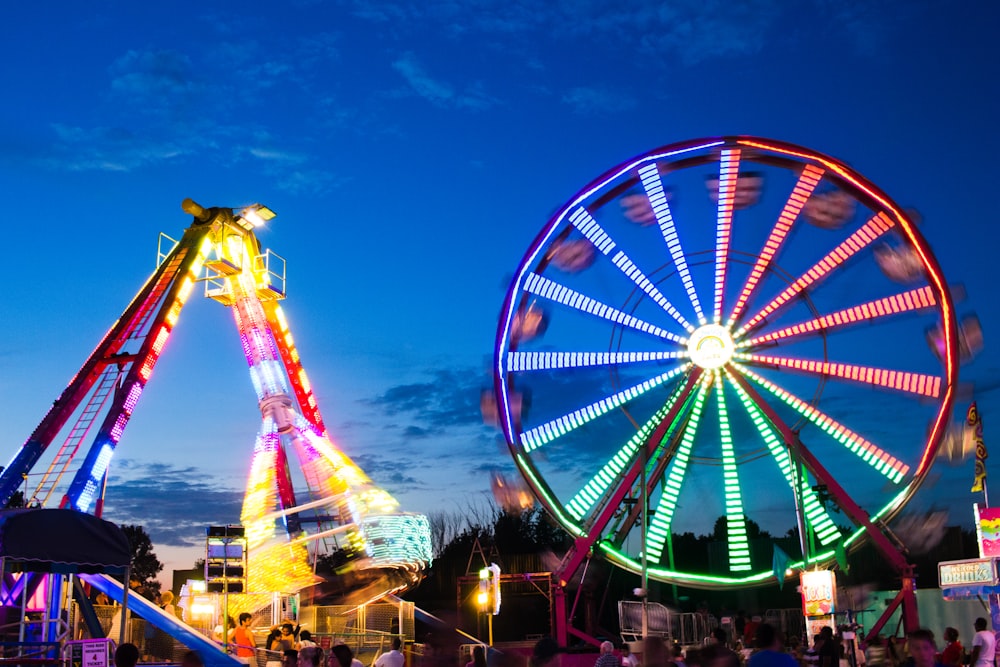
[{"xmin": 80, "ymin": 574, "xmax": 244, "ymax": 667}]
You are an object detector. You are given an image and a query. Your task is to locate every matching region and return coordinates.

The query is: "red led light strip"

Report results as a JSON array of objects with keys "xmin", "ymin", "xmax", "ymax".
[
  {"xmin": 746, "ymin": 286, "xmax": 937, "ymax": 346},
  {"xmin": 727, "ymin": 164, "xmax": 824, "ymax": 326},
  {"xmin": 713, "ymin": 149, "xmax": 740, "ymax": 323},
  {"xmin": 743, "ymin": 353, "xmax": 941, "ymax": 397},
  {"xmin": 737, "ymin": 212, "xmax": 895, "ymax": 336},
  {"xmin": 737, "ymin": 138, "xmax": 956, "ymax": 480}
]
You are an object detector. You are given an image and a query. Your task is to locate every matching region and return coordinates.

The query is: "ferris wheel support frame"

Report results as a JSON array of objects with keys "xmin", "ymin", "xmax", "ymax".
[
  {"xmin": 545, "ymin": 370, "xmax": 702, "ymax": 646},
  {"xmin": 728, "ymin": 372, "xmax": 920, "ymax": 637},
  {"xmin": 547, "ymin": 370, "xmax": 921, "ymax": 645}
]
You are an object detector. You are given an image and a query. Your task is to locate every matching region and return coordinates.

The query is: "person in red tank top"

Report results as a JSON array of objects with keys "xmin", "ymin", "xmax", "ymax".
[{"xmin": 234, "ymin": 613, "xmax": 256, "ymax": 662}]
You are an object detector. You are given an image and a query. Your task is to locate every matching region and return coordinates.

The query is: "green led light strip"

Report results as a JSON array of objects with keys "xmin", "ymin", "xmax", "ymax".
[
  {"xmin": 735, "ymin": 364, "xmax": 907, "ymax": 483},
  {"xmin": 565, "ymin": 377, "xmax": 690, "ymax": 520},
  {"xmin": 716, "ymin": 372, "xmax": 752, "ymax": 571},
  {"xmin": 725, "ymin": 370, "xmax": 841, "ymax": 546},
  {"xmin": 646, "ymin": 376, "xmax": 712, "ymax": 561}
]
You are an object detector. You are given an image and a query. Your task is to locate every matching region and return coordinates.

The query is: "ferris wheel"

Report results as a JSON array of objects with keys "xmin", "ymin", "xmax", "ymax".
[{"xmin": 493, "ymin": 136, "xmax": 959, "ymax": 587}]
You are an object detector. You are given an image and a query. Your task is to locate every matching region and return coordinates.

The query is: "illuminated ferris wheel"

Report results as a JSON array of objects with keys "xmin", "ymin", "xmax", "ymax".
[{"xmin": 493, "ymin": 136, "xmax": 959, "ymax": 587}]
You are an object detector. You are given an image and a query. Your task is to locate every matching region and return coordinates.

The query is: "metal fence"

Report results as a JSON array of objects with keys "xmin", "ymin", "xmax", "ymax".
[{"xmin": 618, "ymin": 603, "xmax": 723, "ymax": 647}]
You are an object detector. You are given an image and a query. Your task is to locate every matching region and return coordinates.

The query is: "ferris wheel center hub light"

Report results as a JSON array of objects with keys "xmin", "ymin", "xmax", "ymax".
[{"xmin": 687, "ymin": 324, "xmax": 735, "ymax": 369}]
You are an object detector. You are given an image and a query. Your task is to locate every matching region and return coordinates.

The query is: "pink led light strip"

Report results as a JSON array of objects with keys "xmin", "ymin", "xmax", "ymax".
[
  {"xmin": 735, "ymin": 138, "xmax": 956, "ymax": 481},
  {"xmin": 713, "ymin": 149, "xmax": 739, "ymax": 323},
  {"xmin": 727, "ymin": 164, "xmax": 824, "ymax": 326},
  {"xmin": 745, "ymin": 286, "xmax": 937, "ymax": 346},
  {"xmin": 736, "ymin": 211, "xmax": 895, "ymax": 336},
  {"xmin": 741, "ymin": 353, "xmax": 941, "ymax": 398}
]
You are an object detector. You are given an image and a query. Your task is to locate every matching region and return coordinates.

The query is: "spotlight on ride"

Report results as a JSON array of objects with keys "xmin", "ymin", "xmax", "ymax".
[{"xmin": 239, "ymin": 204, "xmax": 276, "ymax": 228}]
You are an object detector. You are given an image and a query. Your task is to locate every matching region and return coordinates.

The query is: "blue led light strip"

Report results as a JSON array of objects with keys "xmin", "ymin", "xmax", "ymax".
[
  {"xmin": 568, "ymin": 206, "xmax": 693, "ymax": 332},
  {"xmin": 569, "ymin": 207, "xmax": 616, "ymax": 254},
  {"xmin": 725, "ymin": 369, "xmax": 841, "ymax": 546},
  {"xmin": 565, "ymin": 378, "xmax": 690, "ymax": 521},
  {"xmin": 523, "ymin": 273, "xmax": 686, "ymax": 344},
  {"xmin": 646, "ymin": 376, "xmax": 712, "ymax": 561},
  {"xmin": 713, "ymin": 149, "xmax": 740, "ymax": 324},
  {"xmin": 507, "ymin": 350, "xmax": 685, "ymax": 372},
  {"xmin": 519, "ymin": 365, "xmax": 689, "ymax": 452},
  {"xmin": 638, "ymin": 163, "xmax": 706, "ymax": 325},
  {"xmin": 715, "ymin": 372, "xmax": 752, "ymax": 571}
]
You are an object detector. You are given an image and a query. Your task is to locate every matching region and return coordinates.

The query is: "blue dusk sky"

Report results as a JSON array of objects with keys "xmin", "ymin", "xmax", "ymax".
[{"xmin": 0, "ymin": 1, "xmax": 998, "ymax": 579}]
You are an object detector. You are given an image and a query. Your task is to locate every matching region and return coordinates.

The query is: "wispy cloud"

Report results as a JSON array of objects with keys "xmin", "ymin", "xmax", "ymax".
[
  {"xmin": 102, "ymin": 460, "xmax": 244, "ymax": 547},
  {"xmin": 363, "ymin": 367, "xmax": 487, "ymax": 432},
  {"xmin": 46, "ymin": 124, "xmax": 193, "ymax": 171},
  {"xmin": 109, "ymin": 49, "xmax": 203, "ymax": 107},
  {"xmin": 391, "ymin": 53, "xmax": 498, "ymax": 110},
  {"xmin": 561, "ymin": 86, "xmax": 637, "ymax": 115}
]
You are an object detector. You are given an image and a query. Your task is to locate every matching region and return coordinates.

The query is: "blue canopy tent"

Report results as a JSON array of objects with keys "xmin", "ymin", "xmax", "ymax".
[
  {"xmin": 0, "ymin": 508, "xmax": 131, "ymax": 656},
  {"xmin": 0, "ymin": 509, "xmax": 131, "ymax": 575},
  {"xmin": 0, "ymin": 510, "xmax": 240, "ymax": 667}
]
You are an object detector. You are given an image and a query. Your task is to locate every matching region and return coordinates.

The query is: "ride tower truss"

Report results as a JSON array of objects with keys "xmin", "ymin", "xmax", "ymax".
[{"xmin": 0, "ymin": 199, "xmax": 432, "ymax": 600}]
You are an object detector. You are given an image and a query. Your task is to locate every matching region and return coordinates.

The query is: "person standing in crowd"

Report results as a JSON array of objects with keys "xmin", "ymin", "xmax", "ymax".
[
  {"xmin": 233, "ymin": 613, "xmax": 256, "ymax": 663},
  {"xmin": 735, "ymin": 612, "xmax": 747, "ymax": 643},
  {"xmin": 818, "ymin": 627, "xmax": 840, "ymax": 667},
  {"xmin": 531, "ymin": 638, "xmax": 564, "ymax": 667},
  {"xmin": 298, "ymin": 631, "xmax": 317, "ymax": 650},
  {"xmin": 907, "ymin": 629, "xmax": 942, "ymax": 667},
  {"xmin": 160, "ymin": 591, "xmax": 178, "ymax": 619},
  {"xmin": 865, "ymin": 635, "xmax": 888, "ymax": 667},
  {"xmin": 939, "ymin": 628, "xmax": 962, "ymax": 667},
  {"xmin": 298, "ymin": 647, "xmax": 323, "ymax": 667},
  {"xmin": 114, "ymin": 644, "xmax": 140, "ymax": 667},
  {"xmin": 332, "ymin": 644, "xmax": 363, "ymax": 667},
  {"xmin": 271, "ymin": 624, "xmax": 296, "ymax": 653},
  {"xmin": 375, "ymin": 638, "xmax": 405, "ymax": 667},
  {"xmin": 464, "ymin": 645, "xmax": 486, "ymax": 667},
  {"xmin": 182, "ymin": 652, "xmax": 205, "ymax": 667},
  {"xmin": 622, "ymin": 645, "xmax": 639, "ymax": 667},
  {"xmin": 747, "ymin": 624, "xmax": 798, "ymax": 667},
  {"xmin": 595, "ymin": 642, "xmax": 619, "ymax": 667},
  {"xmin": 744, "ymin": 616, "xmax": 761, "ymax": 648},
  {"xmin": 972, "ymin": 619, "xmax": 995, "ymax": 667},
  {"xmin": 805, "ymin": 634, "xmax": 824, "ymax": 667}
]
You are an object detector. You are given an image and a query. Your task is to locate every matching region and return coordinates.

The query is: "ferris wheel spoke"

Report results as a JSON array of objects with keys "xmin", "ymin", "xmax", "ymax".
[
  {"xmin": 741, "ymin": 286, "xmax": 938, "ymax": 348},
  {"xmin": 714, "ymin": 371, "xmax": 752, "ymax": 570},
  {"xmin": 645, "ymin": 376, "xmax": 713, "ymax": 562},
  {"xmin": 522, "ymin": 273, "xmax": 687, "ymax": 344},
  {"xmin": 518, "ymin": 365, "xmax": 690, "ymax": 452},
  {"xmin": 712, "ymin": 148, "xmax": 740, "ymax": 324},
  {"xmin": 565, "ymin": 377, "xmax": 692, "ymax": 522},
  {"xmin": 506, "ymin": 350, "xmax": 686, "ymax": 372},
  {"xmin": 612, "ymin": 402, "xmax": 694, "ymax": 545},
  {"xmin": 569, "ymin": 207, "xmax": 695, "ymax": 332},
  {"xmin": 638, "ymin": 164, "xmax": 706, "ymax": 324},
  {"xmin": 737, "ymin": 352, "xmax": 941, "ymax": 398},
  {"xmin": 731, "ymin": 364, "xmax": 909, "ymax": 482},
  {"xmin": 724, "ymin": 369, "xmax": 843, "ymax": 546},
  {"xmin": 734, "ymin": 211, "xmax": 896, "ymax": 337},
  {"xmin": 726, "ymin": 165, "xmax": 825, "ymax": 326}
]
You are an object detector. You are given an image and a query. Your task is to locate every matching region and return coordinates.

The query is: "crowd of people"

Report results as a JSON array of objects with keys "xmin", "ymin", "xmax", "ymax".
[
  {"xmin": 102, "ymin": 598, "xmax": 999, "ymax": 667},
  {"xmin": 521, "ymin": 616, "xmax": 998, "ymax": 667}
]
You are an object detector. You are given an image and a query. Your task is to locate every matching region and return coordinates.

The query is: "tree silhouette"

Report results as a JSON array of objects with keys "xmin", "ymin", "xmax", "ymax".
[{"xmin": 121, "ymin": 524, "xmax": 163, "ymax": 595}]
